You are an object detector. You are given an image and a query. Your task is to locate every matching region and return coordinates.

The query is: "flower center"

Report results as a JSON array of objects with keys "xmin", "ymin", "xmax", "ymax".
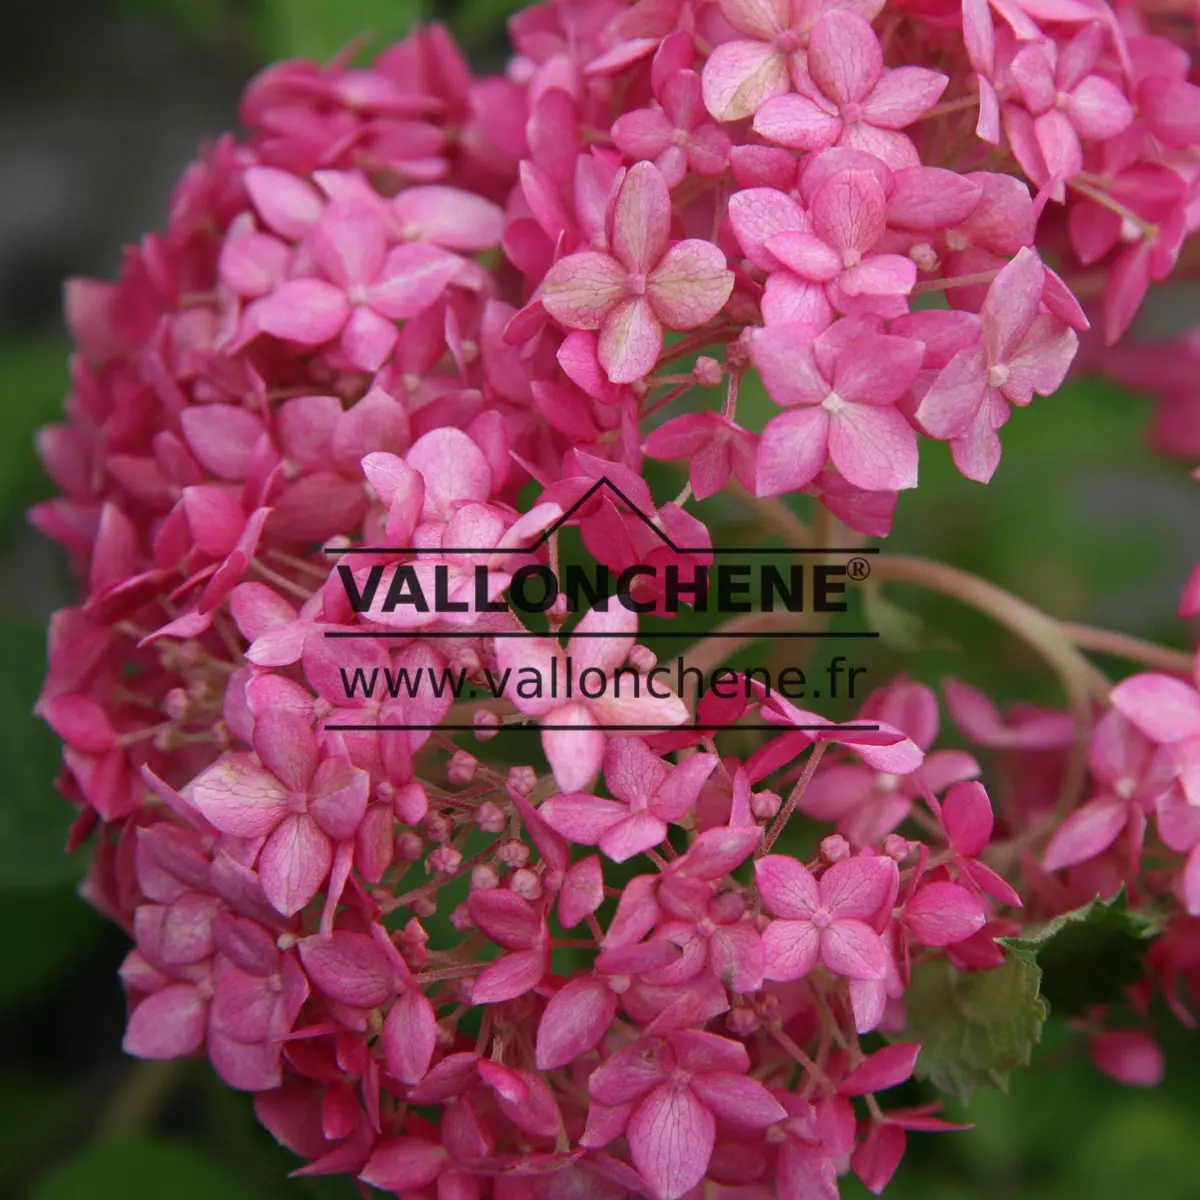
[
  {"xmin": 842, "ymin": 247, "xmax": 862, "ymax": 268},
  {"xmin": 348, "ymin": 284, "xmax": 371, "ymax": 306},
  {"xmin": 842, "ymin": 101, "xmax": 864, "ymax": 123},
  {"xmin": 810, "ymin": 908, "xmax": 833, "ymax": 931},
  {"xmin": 877, "ymin": 773, "xmax": 901, "ymax": 792},
  {"xmin": 1115, "ymin": 777, "xmax": 1136, "ymax": 800},
  {"xmin": 627, "ymin": 271, "xmax": 648, "ymax": 296},
  {"xmin": 987, "ymin": 363, "xmax": 1010, "ymax": 389},
  {"xmin": 823, "ymin": 391, "xmax": 847, "ymax": 414},
  {"xmin": 671, "ymin": 128, "xmax": 689, "ymax": 147},
  {"xmin": 775, "ymin": 30, "xmax": 801, "ymax": 53}
]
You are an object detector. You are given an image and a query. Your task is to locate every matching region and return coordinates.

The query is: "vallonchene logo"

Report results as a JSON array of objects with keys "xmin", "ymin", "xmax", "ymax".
[{"xmin": 323, "ymin": 477, "xmax": 880, "ymax": 734}]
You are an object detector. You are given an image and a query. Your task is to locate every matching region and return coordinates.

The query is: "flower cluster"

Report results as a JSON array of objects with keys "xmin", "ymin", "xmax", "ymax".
[{"xmin": 30, "ymin": 2, "xmax": 1200, "ymax": 1198}]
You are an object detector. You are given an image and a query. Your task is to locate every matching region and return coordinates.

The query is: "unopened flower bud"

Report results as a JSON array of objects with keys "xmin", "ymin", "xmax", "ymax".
[
  {"xmin": 628, "ymin": 644, "xmax": 657, "ymax": 672},
  {"xmin": 427, "ymin": 846, "xmax": 463, "ymax": 874},
  {"xmin": 449, "ymin": 901, "xmax": 473, "ymax": 931},
  {"xmin": 507, "ymin": 766, "xmax": 537, "ymax": 796},
  {"xmin": 408, "ymin": 894, "xmax": 437, "ymax": 918},
  {"xmin": 394, "ymin": 782, "xmax": 428, "ymax": 825},
  {"xmin": 470, "ymin": 863, "xmax": 500, "ymax": 891},
  {"xmin": 396, "ymin": 831, "xmax": 424, "ymax": 861},
  {"xmin": 509, "ymin": 868, "xmax": 542, "ymax": 900},
  {"xmin": 473, "ymin": 710, "xmax": 501, "ymax": 741},
  {"xmin": 447, "ymin": 750, "xmax": 478, "ymax": 784},
  {"xmin": 313, "ymin": 697, "xmax": 332, "ymax": 719},
  {"xmin": 693, "ymin": 356, "xmax": 723, "ymax": 387},
  {"xmin": 884, "ymin": 833, "xmax": 916, "ymax": 860},
  {"xmin": 422, "ymin": 811, "xmax": 451, "ymax": 843},
  {"xmin": 476, "ymin": 801, "xmax": 506, "ymax": 834},
  {"xmin": 751, "ymin": 789, "xmax": 781, "ymax": 819},
  {"xmin": 821, "ymin": 834, "xmax": 852, "ymax": 863},
  {"xmin": 497, "ymin": 840, "xmax": 530, "ymax": 868},
  {"xmin": 910, "ymin": 242, "xmax": 938, "ymax": 272},
  {"xmin": 163, "ymin": 688, "xmax": 189, "ymax": 720},
  {"xmin": 727, "ymin": 1007, "xmax": 760, "ymax": 1036}
]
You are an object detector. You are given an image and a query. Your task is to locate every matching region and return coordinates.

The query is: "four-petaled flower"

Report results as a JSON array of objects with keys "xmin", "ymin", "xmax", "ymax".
[{"xmin": 540, "ymin": 161, "xmax": 734, "ymax": 383}]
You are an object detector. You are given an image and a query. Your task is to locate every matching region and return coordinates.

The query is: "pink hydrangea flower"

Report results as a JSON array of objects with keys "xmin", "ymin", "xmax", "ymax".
[{"xmin": 540, "ymin": 161, "xmax": 734, "ymax": 382}]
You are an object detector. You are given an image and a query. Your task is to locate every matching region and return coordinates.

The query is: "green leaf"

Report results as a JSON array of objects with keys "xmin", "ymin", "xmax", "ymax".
[
  {"xmin": 0, "ymin": 338, "xmax": 70, "ymax": 528},
  {"xmin": 0, "ymin": 617, "xmax": 82, "ymax": 888},
  {"xmin": 899, "ymin": 954, "xmax": 1047, "ymax": 1104},
  {"xmin": 999, "ymin": 889, "xmax": 1160, "ymax": 1015},
  {"xmin": 28, "ymin": 1139, "xmax": 259, "ymax": 1200},
  {"xmin": 255, "ymin": 0, "xmax": 424, "ymax": 62}
]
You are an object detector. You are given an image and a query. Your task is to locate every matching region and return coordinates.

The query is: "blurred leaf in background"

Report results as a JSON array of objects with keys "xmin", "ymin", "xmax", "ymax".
[{"xmin": 253, "ymin": 0, "xmax": 426, "ymax": 61}]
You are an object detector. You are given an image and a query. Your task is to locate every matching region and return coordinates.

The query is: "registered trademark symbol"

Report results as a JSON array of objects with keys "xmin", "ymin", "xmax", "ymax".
[{"xmin": 847, "ymin": 557, "xmax": 871, "ymax": 581}]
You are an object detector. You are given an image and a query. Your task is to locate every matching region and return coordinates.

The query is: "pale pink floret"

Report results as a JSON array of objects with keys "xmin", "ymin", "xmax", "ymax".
[
  {"xmin": 641, "ymin": 410, "xmax": 758, "ymax": 499},
  {"xmin": 752, "ymin": 12, "xmax": 947, "ymax": 169},
  {"xmin": 247, "ymin": 199, "xmax": 463, "ymax": 372},
  {"xmin": 1004, "ymin": 22, "xmax": 1134, "ymax": 201},
  {"xmin": 751, "ymin": 317, "xmax": 924, "ymax": 494},
  {"xmin": 914, "ymin": 248, "xmax": 1078, "ymax": 482},
  {"xmin": 540, "ymin": 161, "xmax": 734, "ymax": 383},
  {"xmin": 755, "ymin": 854, "xmax": 898, "ymax": 985},
  {"xmin": 586, "ymin": 1030, "xmax": 787, "ymax": 1200},
  {"xmin": 538, "ymin": 737, "xmax": 718, "ymax": 861},
  {"xmin": 764, "ymin": 167, "xmax": 918, "ymax": 318},
  {"xmin": 613, "ymin": 69, "xmax": 732, "ymax": 188},
  {"xmin": 701, "ymin": 0, "xmax": 886, "ymax": 122},
  {"xmin": 494, "ymin": 606, "xmax": 690, "ymax": 792}
]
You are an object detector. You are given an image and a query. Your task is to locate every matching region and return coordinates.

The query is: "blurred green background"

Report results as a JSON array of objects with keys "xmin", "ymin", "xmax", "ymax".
[{"xmin": 1, "ymin": 1, "xmax": 1198, "ymax": 1197}]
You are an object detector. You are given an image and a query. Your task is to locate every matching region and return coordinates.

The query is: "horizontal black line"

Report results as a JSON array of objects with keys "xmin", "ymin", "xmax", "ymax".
[
  {"xmin": 322, "ymin": 630, "xmax": 879, "ymax": 639},
  {"xmin": 323, "ymin": 546, "xmax": 880, "ymax": 556},
  {"xmin": 324, "ymin": 723, "xmax": 883, "ymax": 732}
]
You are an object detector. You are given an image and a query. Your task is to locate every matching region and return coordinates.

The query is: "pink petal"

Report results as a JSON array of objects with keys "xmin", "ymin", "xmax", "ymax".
[
  {"xmin": 689, "ymin": 1072, "xmax": 788, "ymax": 1127},
  {"xmin": 756, "ymin": 408, "xmax": 830, "ymax": 495},
  {"xmin": 839, "ymin": 253, "xmax": 917, "ymax": 297},
  {"xmin": 1090, "ymin": 1030, "xmax": 1165, "ymax": 1088},
  {"xmin": 244, "ymin": 166, "xmax": 323, "ymax": 240},
  {"xmin": 914, "ymin": 344, "xmax": 988, "ymax": 440},
  {"xmin": 599, "ymin": 296, "xmax": 663, "ymax": 384},
  {"xmin": 369, "ymin": 243, "xmax": 463, "ymax": 320},
  {"xmin": 383, "ymin": 988, "xmax": 437, "ymax": 1084},
  {"xmin": 941, "ymin": 780, "xmax": 994, "ymax": 858},
  {"xmin": 820, "ymin": 919, "xmax": 888, "ymax": 979},
  {"xmin": 535, "ymin": 978, "xmax": 619, "ymax": 1069},
  {"xmin": 471, "ymin": 947, "xmax": 548, "ymax": 1004},
  {"xmin": 981, "ymin": 247, "xmax": 1044, "ymax": 365},
  {"xmin": 646, "ymin": 240, "xmax": 734, "ymax": 329},
  {"xmin": 766, "ymin": 232, "xmax": 843, "ymax": 282},
  {"xmin": 612, "ymin": 161, "xmax": 672, "ymax": 274},
  {"xmin": 123, "ymin": 984, "xmax": 206, "ymax": 1058},
  {"xmin": 1111, "ymin": 674, "xmax": 1200, "ymax": 744},
  {"xmin": 255, "ymin": 279, "xmax": 348, "ymax": 345},
  {"xmin": 819, "ymin": 855, "xmax": 897, "ymax": 920},
  {"xmin": 360, "ymin": 1139, "xmax": 447, "ymax": 1192},
  {"xmin": 543, "ymin": 704, "xmax": 606, "ymax": 793},
  {"xmin": 259, "ymin": 813, "xmax": 333, "ymax": 917},
  {"xmin": 538, "ymin": 792, "xmax": 627, "ymax": 843},
  {"xmin": 808, "ymin": 11, "xmax": 883, "ymax": 104},
  {"xmin": 467, "ymin": 887, "xmax": 541, "ymax": 950},
  {"xmin": 862, "ymin": 67, "xmax": 948, "ymax": 128},
  {"xmin": 298, "ymin": 930, "xmax": 393, "ymax": 1008},
  {"xmin": 340, "ymin": 305, "xmax": 398, "ymax": 373},
  {"xmin": 391, "ymin": 186, "xmax": 506, "ymax": 251},
  {"xmin": 674, "ymin": 825, "xmax": 762, "ymax": 881},
  {"xmin": 833, "ymin": 334, "xmax": 924, "ymax": 403},
  {"xmin": 628, "ymin": 1084, "xmax": 716, "ymax": 1200},
  {"xmin": 753, "ymin": 93, "xmax": 843, "ymax": 151},
  {"xmin": 558, "ymin": 855, "xmax": 605, "ymax": 929},
  {"xmin": 828, "ymin": 403, "xmax": 919, "ymax": 491},
  {"xmin": 612, "ymin": 107, "xmax": 675, "ymax": 159},
  {"xmin": 727, "ymin": 187, "xmax": 810, "ymax": 272},
  {"xmin": 904, "ymin": 881, "xmax": 987, "ymax": 945},
  {"xmin": 701, "ymin": 41, "xmax": 789, "ymax": 122},
  {"xmin": 310, "ymin": 201, "xmax": 385, "ymax": 289},
  {"xmin": 599, "ymin": 812, "xmax": 670, "ymax": 862},
  {"xmin": 191, "ymin": 756, "xmax": 290, "ymax": 838},
  {"xmin": 1041, "ymin": 794, "xmax": 1127, "ymax": 872},
  {"xmin": 751, "ymin": 330, "xmax": 830, "ymax": 406},
  {"xmin": 1065, "ymin": 76, "xmax": 1132, "ymax": 141},
  {"xmin": 811, "ymin": 169, "xmax": 887, "ymax": 255},
  {"xmin": 840, "ymin": 1043, "xmax": 921, "ymax": 1095},
  {"xmin": 542, "ymin": 252, "xmax": 627, "ymax": 330},
  {"xmin": 762, "ymin": 918, "xmax": 821, "ymax": 981}
]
